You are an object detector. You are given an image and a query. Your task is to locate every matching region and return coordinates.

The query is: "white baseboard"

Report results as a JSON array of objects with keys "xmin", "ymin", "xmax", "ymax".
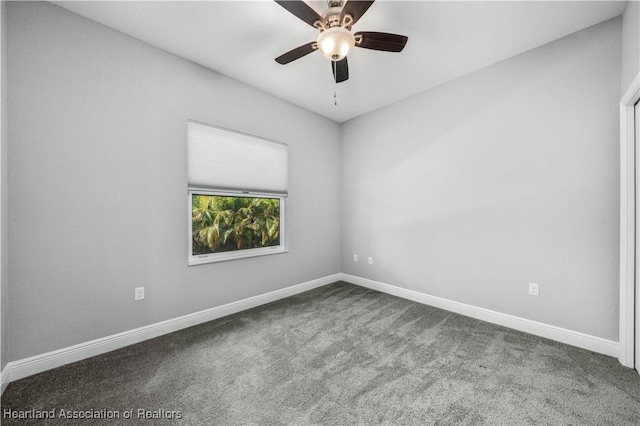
[
  {"xmin": 340, "ymin": 273, "xmax": 619, "ymax": 358},
  {"xmin": 1, "ymin": 364, "xmax": 8, "ymax": 395},
  {"xmin": 5, "ymin": 273, "xmax": 341, "ymax": 385},
  {"xmin": 2, "ymin": 272, "xmax": 621, "ymax": 392}
]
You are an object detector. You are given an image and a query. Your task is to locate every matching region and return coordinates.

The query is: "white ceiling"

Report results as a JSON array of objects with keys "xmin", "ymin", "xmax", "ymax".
[{"xmin": 53, "ymin": 0, "xmax": 627, "ymax": 123}]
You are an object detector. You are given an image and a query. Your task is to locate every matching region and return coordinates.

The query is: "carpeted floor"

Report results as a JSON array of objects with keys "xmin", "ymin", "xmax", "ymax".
[{"xmin": 2, "ymin": 281, "xmax": 640, "ymax": 425}]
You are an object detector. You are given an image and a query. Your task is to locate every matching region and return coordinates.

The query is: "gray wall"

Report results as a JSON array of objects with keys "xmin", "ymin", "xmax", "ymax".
[
  {"xmin": 341, "ymin": 18, "xmax": 622, "ymax": 341},
  {"xmin": 621, "ymin": 0, "xmax": 639, "ymax": 93},
  {"xmin": 6, "ymin": 1, "xmax": 342, "ymax": 361},
  {"xmin": 1, "ymin": 0, "xmax": 8, "ymax": 372}
]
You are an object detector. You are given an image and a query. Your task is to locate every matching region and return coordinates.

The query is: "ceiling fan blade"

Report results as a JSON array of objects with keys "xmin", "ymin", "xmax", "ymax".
[
  {"xmin": 275, "ymin": 42, "xmax": 317, "ymax": 65},
  {"xmin": 354, "ymin": 31, "xmax": 408, "ymax": 52},
  {"xmin": 340, "ymin": 0, "xmax": 375, "ymax": 28},
  {"xmin": 332, "ymin": 57, "xmax": 349, "ymax": 83},
  {"xmin": 274, "ymin": 0, "xmax": 322, "ymax": 28}
]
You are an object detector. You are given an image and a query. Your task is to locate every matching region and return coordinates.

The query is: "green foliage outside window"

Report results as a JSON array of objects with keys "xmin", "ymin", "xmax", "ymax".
[{"xmin": 192, "ymin": 194, "xmax": 280, "ymax": 255}]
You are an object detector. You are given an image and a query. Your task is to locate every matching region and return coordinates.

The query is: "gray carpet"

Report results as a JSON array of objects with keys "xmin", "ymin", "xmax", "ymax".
[{"xmin": 2, "ymin": 281, "xmax": 640, "ymax": 425}]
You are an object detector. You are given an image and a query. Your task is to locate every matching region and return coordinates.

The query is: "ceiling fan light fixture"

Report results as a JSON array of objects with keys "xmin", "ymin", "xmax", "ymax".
[{"xmin": 317, "ymin": 26, "xmax": 355, "ymax": 61}]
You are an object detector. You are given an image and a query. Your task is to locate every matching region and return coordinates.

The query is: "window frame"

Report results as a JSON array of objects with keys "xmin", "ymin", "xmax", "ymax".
[{"xmin": 188, "ymin": 188, "xmax": 287, "ymax": 266}]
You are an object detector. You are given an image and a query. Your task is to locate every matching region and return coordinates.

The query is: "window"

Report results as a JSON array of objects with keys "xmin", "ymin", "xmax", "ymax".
[
  {"xmin": 189, "ymin": 190, "xmax": 286, "ymax": 264},
  {"xmin": 187, "ymin": 120, "xmax": 288, "ymax": 265}
]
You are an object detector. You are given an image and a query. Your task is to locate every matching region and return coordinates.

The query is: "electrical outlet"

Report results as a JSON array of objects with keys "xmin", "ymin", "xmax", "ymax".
[
  {"xmin": 528, "ymin": 283, "xmax": 539, "ymax": 297},
  {"xmin": 353, "ymin": 254, "xmax": 358, "ymax": 262},
  {"xmin": 134, "ymin": 286, "xmax": 145, "ymax": 301},
  {"xmin": 368, "ymin": 256, "xmax": 373, "ymax": 265}
]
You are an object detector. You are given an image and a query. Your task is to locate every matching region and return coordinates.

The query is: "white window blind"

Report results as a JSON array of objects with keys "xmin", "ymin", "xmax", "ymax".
[{"xmin": 187, "ymin": 120, "xmax": 288, "ymax": 194}]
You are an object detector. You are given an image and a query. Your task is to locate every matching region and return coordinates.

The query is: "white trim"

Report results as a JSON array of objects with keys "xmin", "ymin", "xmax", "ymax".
[
  {"xmin": 0, "ymin": 0, "xmax": 4, "ymax": 396},
  {"xmin": 341, "ymin": 274, "xmax": 619, "ymax": 358},
  {"xmin": 5, "ymin": 273, "xmax": 341, "ymax": 384},
  {"xmin": 2, "ymin": 271, "xmax": 625, "ymax": 389},
  {"xmin": 636, "ymin": 101, "xmax": 640, "ymax": 374},
  {"xmin": 0, "ymin": 364, "xmax": 8, "ymax": 395},
  {"xmin": 620, "ymin": 72, "xmax": 640, "ymax": 368}
]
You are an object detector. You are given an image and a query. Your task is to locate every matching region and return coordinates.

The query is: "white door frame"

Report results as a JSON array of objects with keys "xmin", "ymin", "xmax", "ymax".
[
  {"xmin": 620, "ymin": 72, "xmax": 640, "ymax": 369},
  {"xmin": 0, "ymin": 0, "xmax": 4, "ymax": 390}
]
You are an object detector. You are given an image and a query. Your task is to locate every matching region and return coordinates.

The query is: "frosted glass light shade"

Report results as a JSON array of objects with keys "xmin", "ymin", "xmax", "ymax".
[{"xmin": 317, "ymin": 27, "xmax": 355, "ymax": 61}]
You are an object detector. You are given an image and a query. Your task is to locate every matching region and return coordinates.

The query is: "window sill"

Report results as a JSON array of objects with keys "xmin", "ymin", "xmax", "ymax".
[{"xmin": 188, "ymin": 247, "xmax": 289, "ymax": 266}]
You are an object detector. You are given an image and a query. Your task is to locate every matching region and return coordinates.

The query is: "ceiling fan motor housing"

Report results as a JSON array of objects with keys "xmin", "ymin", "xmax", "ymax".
[{"xmin": 322, "ymin": 5, "xmax": 343, "ymax": 29}]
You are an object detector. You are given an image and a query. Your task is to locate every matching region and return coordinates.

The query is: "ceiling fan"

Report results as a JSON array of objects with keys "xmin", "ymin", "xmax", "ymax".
[{"xmin": 274, "ymin": 0, "xmax": 408, "ymax": 83}]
